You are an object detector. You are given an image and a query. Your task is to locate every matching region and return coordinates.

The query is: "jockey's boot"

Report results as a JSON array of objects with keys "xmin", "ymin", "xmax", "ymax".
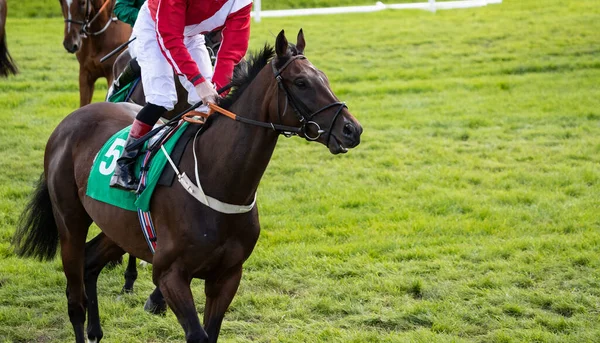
[
  {"xmin": 110, "ymin": 105, "xmax": 166, "ymax": 191},
  {"xmin": 106, "ymin": 58, "xmax": 141, "ymax": 101},
  {"xmin": 110, "ymin": 136, "xmax": 142, "ymax": 191}
]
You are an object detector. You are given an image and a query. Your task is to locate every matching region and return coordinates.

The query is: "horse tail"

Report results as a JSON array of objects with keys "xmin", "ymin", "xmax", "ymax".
[
  {"xmin": 0, "ymin": 33, "xmax": 18, "ymax": 77},
  {"xmin": 13, "ymin": 173, "xmax": 59, "ymax": 261}
]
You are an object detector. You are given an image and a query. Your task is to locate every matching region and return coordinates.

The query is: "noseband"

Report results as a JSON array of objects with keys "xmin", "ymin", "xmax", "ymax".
[
  {"xmin": 64, "ymin": 0, "xmax": 116, "ymax": 37},
  {"xmin": 271, "ymin": 55, "xmax": 348, "ymax": 144}
]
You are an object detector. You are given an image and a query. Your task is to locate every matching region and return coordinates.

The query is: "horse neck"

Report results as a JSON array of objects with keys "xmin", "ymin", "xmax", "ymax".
[{"xmin": 185, "ymin": 67, "xmax": 281, "ymax": 205}]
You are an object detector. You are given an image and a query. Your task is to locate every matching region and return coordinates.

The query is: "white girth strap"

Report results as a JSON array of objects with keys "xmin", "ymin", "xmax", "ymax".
[{"xmin": 161, "ymin": 145, "xmax": 257, "ymax": 214}]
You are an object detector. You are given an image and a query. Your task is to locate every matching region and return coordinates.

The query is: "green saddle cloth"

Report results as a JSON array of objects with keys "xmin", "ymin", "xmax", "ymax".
[
  {"xmin": 108, "ymin": 80, "xmax": 137, "ymax": 103},
  {"xmin": 86, "ymin": 123, "xmax": 189, "ymax": 212}
]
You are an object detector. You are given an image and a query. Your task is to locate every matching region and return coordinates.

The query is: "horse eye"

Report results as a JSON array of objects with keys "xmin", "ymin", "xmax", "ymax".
[{"xmin": 294, "ymin": 80, "xmax": 308, "ymax": 89}]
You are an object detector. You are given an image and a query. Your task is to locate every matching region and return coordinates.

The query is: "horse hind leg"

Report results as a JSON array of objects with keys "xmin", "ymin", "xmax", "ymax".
[
  {"xmin": 57, "ymin": 211, "xmax": 93, "ymax": 343},
  {"xmin": 13, "ymin": 171, "xmax": 89, "ymax": 342},
  {"xmin": 85, "ymin": 233, "xmax": 126, "ymax": 343},
  {"xmin": 44, "ymin": 153, "xmax": 93, "ymax": 342}
]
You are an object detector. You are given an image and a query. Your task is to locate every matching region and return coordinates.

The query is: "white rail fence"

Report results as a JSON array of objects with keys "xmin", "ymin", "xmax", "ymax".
[{"xmin": 252, "ymin": 0, "xmax": 502, "ymax": 22}]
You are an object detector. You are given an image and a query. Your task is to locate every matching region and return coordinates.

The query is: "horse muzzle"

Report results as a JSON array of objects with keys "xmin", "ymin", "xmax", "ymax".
[
  {"xmin": 63, "ymin": 36, "xmax": 82, "ymax": 54},
  {"xmin": 326, "ymin": 114, "xmax": 362, "ymax": 155}
]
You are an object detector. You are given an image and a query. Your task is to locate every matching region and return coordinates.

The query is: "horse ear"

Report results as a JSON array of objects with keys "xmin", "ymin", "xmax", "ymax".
[
  {"xmin": 275, "ymin": 30, "xmax": 288, "ymax": 57},
  {"xmin": 296, "ymin": 28, "xmax": 306, "ymax": 54}
]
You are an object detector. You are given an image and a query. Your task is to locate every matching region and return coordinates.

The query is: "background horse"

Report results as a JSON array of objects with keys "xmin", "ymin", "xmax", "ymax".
[
  {"xmin": 13, "ymin": 30, "xmax": 362, "ymax": 343},
  {"xmin": 0, "ymin": 0, "xmax": 18, "ymax": 77},
  {"xmin": 58, "ymin": 0, "xmax": 131, "ymax": 106}
]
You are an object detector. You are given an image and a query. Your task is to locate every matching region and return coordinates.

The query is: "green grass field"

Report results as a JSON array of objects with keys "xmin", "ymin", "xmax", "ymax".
[{"xmin": 1, "ymin": 0, "xmax": 600, "ymax": 342}]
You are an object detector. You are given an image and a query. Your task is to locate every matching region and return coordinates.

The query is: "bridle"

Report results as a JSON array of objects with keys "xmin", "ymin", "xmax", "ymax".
[
  {"xmin": 201, "ymin": 54, "xmax": 347, "ymax": 146},
  {"xmin": 271, "ymin": 55, "xmax": 347, "ymax": 145},
  {"xmin": 63, "ymin": 0, "xmax": 116, "ymax": 37}
]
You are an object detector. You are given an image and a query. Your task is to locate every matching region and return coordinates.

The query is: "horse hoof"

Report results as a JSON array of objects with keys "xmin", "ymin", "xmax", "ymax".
[
  {"xmin": 144, "ymin": 296, "xmax": 167, "ymax": 315},
  {"xmin": 121, "ymin": 286, "xmax": 134, "ymax": 294}
]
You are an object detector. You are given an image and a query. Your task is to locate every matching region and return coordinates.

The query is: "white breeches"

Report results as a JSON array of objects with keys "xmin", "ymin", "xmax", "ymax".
[{"xmin": 130, "ymin": 3, "xmax": 213, "ymax": 110}]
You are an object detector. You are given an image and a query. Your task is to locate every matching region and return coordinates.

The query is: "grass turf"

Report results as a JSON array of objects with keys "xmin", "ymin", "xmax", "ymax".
[{"xmin": 1, "ymin": 0, "xmax": 599, "ymax": 342}]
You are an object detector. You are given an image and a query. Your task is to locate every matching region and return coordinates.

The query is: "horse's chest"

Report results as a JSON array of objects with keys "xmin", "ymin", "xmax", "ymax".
[{"xmin": 186, "ymin": 220, "xmax": 260, "ymax": 276}]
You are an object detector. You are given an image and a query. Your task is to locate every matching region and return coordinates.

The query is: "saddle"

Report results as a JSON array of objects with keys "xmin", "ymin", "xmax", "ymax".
[{"xmin": 86, "ymin": 120, "xmax": 202, "ymax": 212}]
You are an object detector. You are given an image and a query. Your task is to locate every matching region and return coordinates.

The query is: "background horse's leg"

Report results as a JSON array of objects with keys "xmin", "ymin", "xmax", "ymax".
[
  {"xmin": 0, "ymin": 34, "xmax": 18, "ymax": 77},
  {"xmin": 156, "ymin": 268, "xmax": 208, "ymax": 342},
  {"xmin": 78, "ymin": 68, "xmax": 95, "ymax": 107},
  {"xmin": 122, "ymin": 254, "xmax": 138, "ymax": 293},
  {"xmin": 203, "ymin": 266, "xmax": 243, "ymax": 343},
  {"xmin": 144, "ymin": 286, "xmax": 167, "ymax": 315},
  {"xmin": 85, "ymin": 233, "xmax": 126, "ymax": 343}
]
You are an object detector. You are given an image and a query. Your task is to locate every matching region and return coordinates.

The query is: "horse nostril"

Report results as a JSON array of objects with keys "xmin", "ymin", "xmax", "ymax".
[
  {"xmin": 343, "ymin": 123, "xmax": 355, "ymax": 138},
  {"xmin": 72, "ymin": 44, "xmax": 79, "ymax": 52}
]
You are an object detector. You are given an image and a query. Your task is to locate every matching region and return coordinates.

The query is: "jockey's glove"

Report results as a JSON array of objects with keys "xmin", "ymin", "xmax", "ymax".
[{"xmin": 195, "ymin": 80, "xmax": 219, "ymax": 106}]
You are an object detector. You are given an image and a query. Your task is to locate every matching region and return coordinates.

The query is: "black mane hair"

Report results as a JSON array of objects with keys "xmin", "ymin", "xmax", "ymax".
[{"xmin": 218, "ymin": 44, "xmax": 276, "ymax": 109}]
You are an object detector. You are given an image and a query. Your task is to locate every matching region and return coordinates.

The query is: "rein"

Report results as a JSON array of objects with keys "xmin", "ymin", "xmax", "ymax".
[
  {"xmin": 64, "ymin": 0, "xmax": 116, "ymax": 37},
  {"xmin": 184, "ymin": 103, "xmax": 303, "ymax": 137}
]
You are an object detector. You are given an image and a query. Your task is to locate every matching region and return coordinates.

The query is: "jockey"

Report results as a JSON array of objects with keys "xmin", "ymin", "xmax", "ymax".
[
  {"xmin": 110, "ymin": 0, "xmax": 252, "ymax": 191},
  {"xmin": 108, "ymin": 0, "xmax": 225, "ymax": 101}
]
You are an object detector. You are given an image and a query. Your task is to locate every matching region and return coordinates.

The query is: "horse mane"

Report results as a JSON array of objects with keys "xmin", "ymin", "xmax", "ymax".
[{"xmin": 219, "ymin": 44, "xmax": 276, "ymax": 109}]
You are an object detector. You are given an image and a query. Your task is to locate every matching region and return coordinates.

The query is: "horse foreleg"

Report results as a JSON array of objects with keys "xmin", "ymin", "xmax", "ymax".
[
  {"xmin": 79, "ymin": 68, "xmax": 95, "ymax": 107},
  {"xmin": 156, "ymin": 267, "xmax": 208, "ymax": 343},
  {"xmin": 84, "ymin": 233, "xmax": 125, "ymax": 343},
  {"xmin": 122, "ymin": 254, "xmax": 138, "ymax": 294},
  {"xmin": 203, "ymin": 266, "xmax": 243, "ymax": 343}
]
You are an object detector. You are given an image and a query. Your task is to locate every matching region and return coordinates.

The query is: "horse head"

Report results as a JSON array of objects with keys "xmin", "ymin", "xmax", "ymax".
[
  {"xmin": 58, "ymin": 0, "xmax": 94, "ymax": 53},
  {"xmin": 269, "ymin": 29, "xmax": 362, "ymax": 154}
]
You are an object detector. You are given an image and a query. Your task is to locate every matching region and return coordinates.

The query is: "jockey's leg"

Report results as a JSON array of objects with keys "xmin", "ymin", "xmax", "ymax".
[{"xmin": 109, "ymin": 103, "xmax": 167, "ymax": 191}]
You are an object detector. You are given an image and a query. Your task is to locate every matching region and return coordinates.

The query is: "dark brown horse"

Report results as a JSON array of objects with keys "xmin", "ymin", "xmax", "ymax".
[
  {"xmin": 0, "ymin": 0, "xmax": 18, "ymax": 76},
  {"xmin": 58, "ymin": 0, "xmax": 131, "ymax": 106},
  {"xmin": 13, "ymin": 30, "xmax": 362, "ymax": 343}
]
